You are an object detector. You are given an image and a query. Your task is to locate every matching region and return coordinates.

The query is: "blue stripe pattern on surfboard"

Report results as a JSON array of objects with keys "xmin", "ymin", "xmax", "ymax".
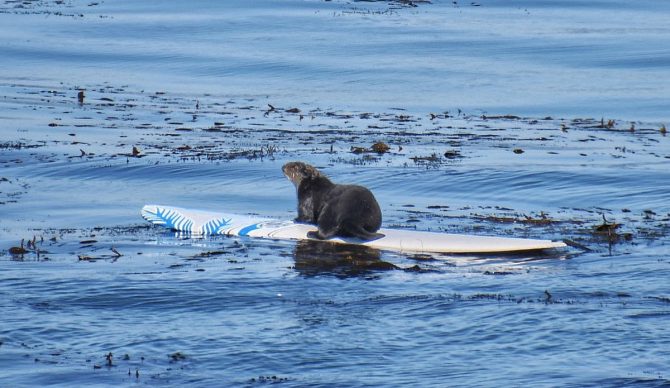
[
  {"xmin": 202, "ymin": 217, "xmax": 232, "ymax": 234},
  {"xmin": 142, "ymin": 205, "xmax": 232, "ymax": 234},
  {"xmin": 142, "ymin": 206, "xmax": 194, "ymax": 233},
  {"xmin": 238, "ymin": 223, "xmax": 261, "ymax": 236}
]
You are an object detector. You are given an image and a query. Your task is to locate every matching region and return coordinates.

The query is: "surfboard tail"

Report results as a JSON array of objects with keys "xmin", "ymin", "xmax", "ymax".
[
  {"xmin": 141, "ymin": 205, "xmax": 232, "ymax": 235},
  {"xmin": 141, "ymin": 205, "xmax": 194, "ymax": 232}
]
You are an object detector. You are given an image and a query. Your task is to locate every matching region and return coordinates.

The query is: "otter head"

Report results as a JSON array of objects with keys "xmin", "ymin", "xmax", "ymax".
[{"xmin": 282, "ymin": 161, "xmax": 324, "ymax": 188}]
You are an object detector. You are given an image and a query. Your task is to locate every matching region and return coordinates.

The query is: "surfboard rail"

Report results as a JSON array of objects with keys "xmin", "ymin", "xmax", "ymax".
[{"xmin": 141, "ymin": 204, "xmax": 567, "ymax": 254}]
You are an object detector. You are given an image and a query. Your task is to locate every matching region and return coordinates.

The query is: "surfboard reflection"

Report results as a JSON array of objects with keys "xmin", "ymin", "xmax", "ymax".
[{"xmin": 293, "ymin": 240, "xmax": 397, "ymax": 277}]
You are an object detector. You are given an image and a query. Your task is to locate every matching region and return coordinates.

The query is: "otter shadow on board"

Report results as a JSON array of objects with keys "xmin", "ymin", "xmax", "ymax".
[{"xmin": 292, "ymin": 239, "xmax": 398, "ymax": 278}]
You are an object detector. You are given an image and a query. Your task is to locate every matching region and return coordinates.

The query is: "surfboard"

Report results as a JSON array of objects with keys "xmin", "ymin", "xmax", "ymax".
[{"xmin": 141, "ymin": 205, "xmax": 566, "ymax": 254}]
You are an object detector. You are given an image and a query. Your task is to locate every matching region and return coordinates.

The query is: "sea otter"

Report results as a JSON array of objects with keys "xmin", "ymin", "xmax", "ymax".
[{"xmin": 282, "ymin": 161, "xmax": 383, "ymax": 241}]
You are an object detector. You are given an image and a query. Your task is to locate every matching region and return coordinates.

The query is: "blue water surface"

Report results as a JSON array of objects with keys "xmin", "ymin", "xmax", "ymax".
[
  {"xmin": 1, "ymin": 0, "xmax": 669, "ymax": 120},
  {"xmin": 1, "ymin": 0, "xmax": 669, "ymax": 387}
]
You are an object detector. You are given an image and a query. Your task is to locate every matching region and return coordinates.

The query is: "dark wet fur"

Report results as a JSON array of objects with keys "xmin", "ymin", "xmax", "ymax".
[{"xmin": 283, "ymin": 162, "xmax": 383, "ymax": 241}]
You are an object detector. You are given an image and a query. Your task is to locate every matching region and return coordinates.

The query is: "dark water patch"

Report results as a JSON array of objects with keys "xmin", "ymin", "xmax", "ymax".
[
  {"xmin": 0, "ymin": 0, "xmax": 93, "ymax": 18},
  {"xmin": 565, "ymin": 377, "xmax": 670, "ymax": 388},
  {"xmin": 627, "ymin": 311, "xmax": 670, "ymax": 319},
  {"xmin": 0, "ymin": 141, "xmax": 46, "ymax": 150}
]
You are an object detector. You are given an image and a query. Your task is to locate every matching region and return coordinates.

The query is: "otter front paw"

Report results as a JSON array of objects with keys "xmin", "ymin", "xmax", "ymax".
[{"xmin": 307, "ymin": 231, "xmax": 324, "ymax": 240}]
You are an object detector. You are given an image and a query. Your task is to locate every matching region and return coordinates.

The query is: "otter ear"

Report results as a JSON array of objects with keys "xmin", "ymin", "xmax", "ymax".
[{"xmin": 303, "ymin": 165, "xmax": 316, "ymax": 176}]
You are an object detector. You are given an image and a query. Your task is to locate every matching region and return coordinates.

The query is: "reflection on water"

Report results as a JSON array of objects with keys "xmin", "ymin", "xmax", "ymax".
[{"xmin": 293, "ymin": 239, "xmax": 397, "ymax": 277}]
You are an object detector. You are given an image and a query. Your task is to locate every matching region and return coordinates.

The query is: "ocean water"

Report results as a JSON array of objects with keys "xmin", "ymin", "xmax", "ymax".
[{"xmin": 1, "ymin": 0, "xmax": 669, "ymax": 386}]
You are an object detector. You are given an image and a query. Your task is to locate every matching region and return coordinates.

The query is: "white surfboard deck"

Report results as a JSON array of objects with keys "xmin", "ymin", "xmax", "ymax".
[{"xmin": 141, "ymin": 205, "xmax": 566, "ymax": 254}]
